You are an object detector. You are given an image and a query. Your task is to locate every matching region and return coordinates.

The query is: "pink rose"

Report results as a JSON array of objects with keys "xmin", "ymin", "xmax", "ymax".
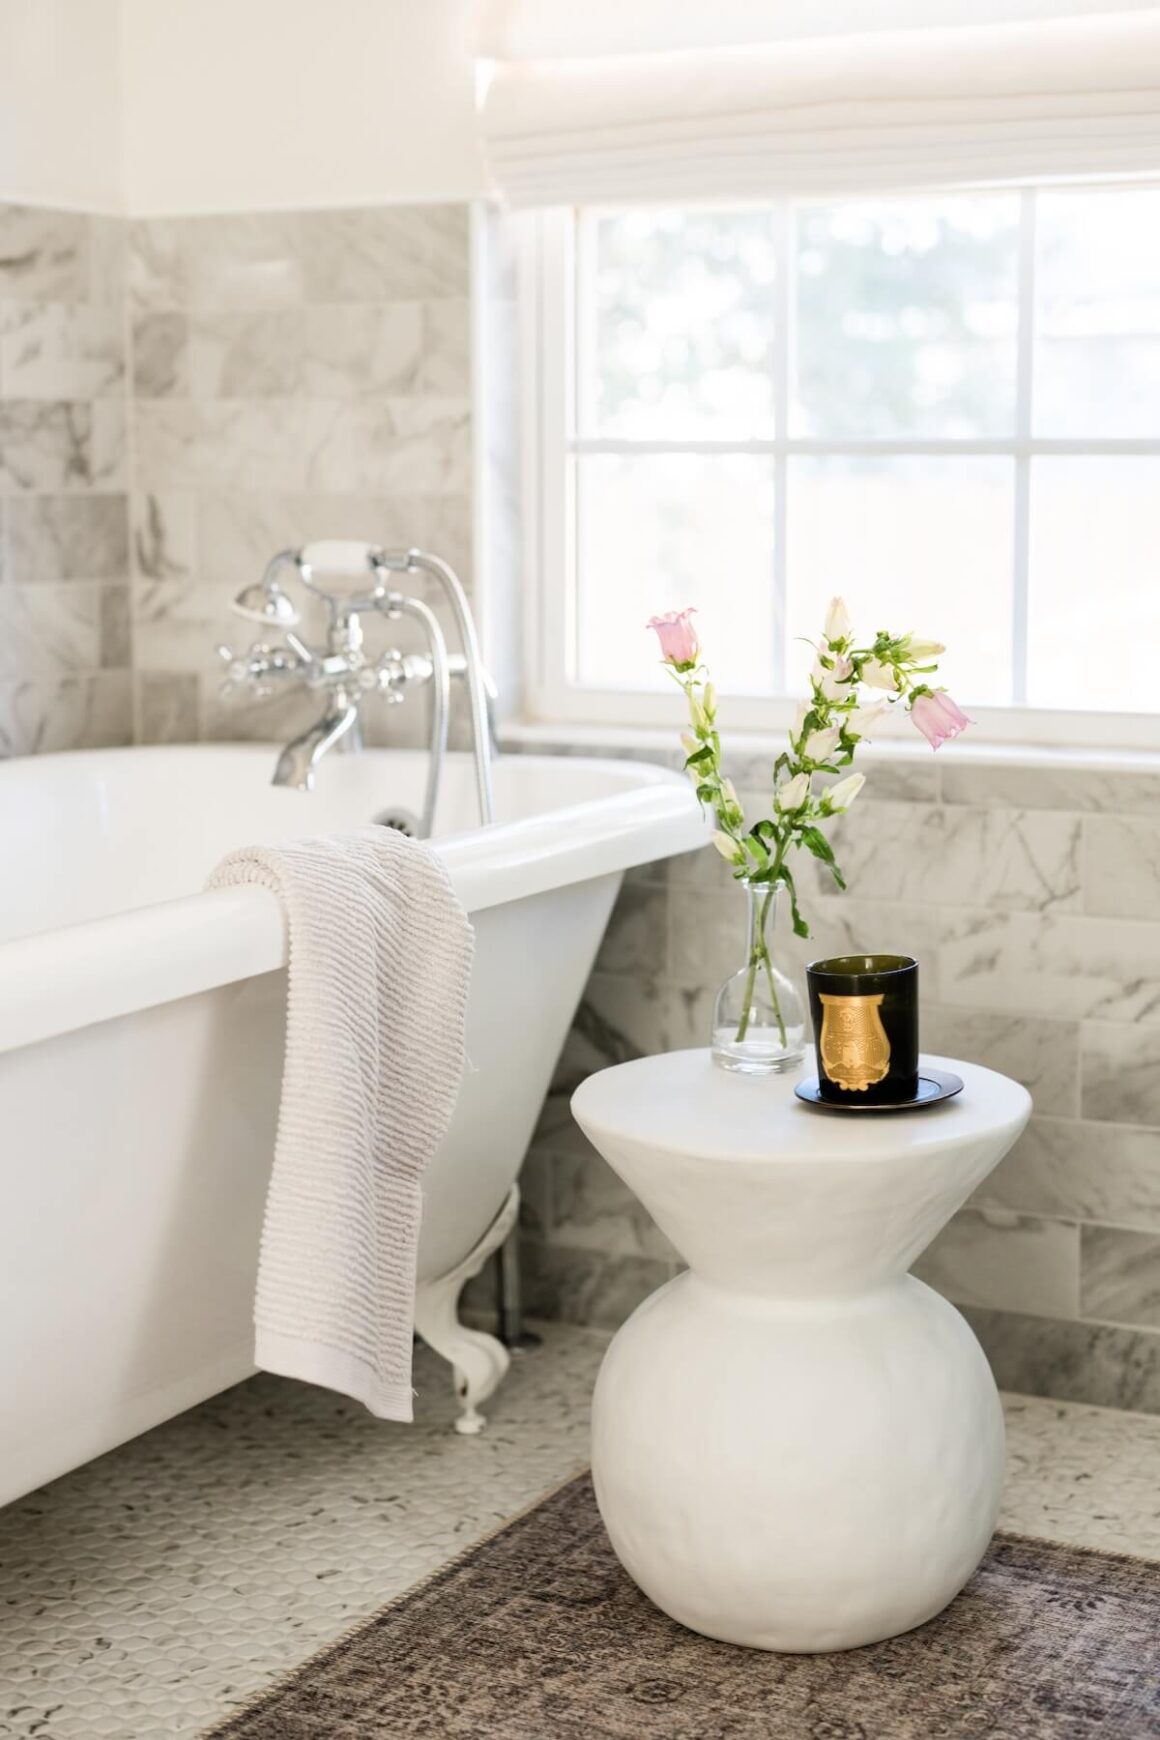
[
  {"xmin": 646, "ymin": 608, "xmax": 700, "ymax": 669},
  {"xmin": 910, "ymin": 690, "xmax": 972, "ymax": 749}
]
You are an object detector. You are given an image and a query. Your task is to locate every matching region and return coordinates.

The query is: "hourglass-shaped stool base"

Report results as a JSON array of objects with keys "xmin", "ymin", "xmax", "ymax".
[{"xmin": 572, "ymin": 1050, "xmax": 1030, "ymax": 1654}]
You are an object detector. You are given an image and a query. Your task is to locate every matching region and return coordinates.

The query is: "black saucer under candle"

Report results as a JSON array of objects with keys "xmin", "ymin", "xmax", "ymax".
[{"xmin": 806, "ymin": 954, "xmax": 919, "ymax": 1106}]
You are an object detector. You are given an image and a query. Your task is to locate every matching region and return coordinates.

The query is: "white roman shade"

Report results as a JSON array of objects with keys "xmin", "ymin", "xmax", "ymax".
[{"xmin": 477, "ymin": 2, "xmax": 1160, "ymax": 204}]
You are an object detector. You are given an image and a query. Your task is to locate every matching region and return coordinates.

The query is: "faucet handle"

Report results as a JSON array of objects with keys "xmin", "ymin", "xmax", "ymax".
[
  {"xmin": 216, "ymin": 640, "xmax": 305, "ymax": 701},
  {"xmin": 215, "ymin": 643, "xmax": 254, "ymax": 699}
]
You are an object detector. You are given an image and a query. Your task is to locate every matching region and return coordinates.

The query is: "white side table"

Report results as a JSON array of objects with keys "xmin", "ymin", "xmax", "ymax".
[{"xmin": 572, "ymin": 1049, "xmax": 1030, "ymax": 1653}]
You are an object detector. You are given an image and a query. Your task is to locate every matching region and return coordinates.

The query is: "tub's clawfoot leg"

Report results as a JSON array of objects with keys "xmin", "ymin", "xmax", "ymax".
[{"xmin": 415, "ymin": 1184, "xmax": 520, "ymax": 1435}]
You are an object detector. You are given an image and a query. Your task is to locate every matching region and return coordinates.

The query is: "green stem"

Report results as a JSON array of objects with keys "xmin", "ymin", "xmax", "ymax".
[
  {"xmin": 734, "ymin": 887, "xmax": 787, "ymax": 1049},
  {"xmin": 759, "ymin": 942, "xmax": 787, "ymax": 1048},
  {"xmin": 735, "ymin": 944, "xmax": 761, "ymax": 1043}
]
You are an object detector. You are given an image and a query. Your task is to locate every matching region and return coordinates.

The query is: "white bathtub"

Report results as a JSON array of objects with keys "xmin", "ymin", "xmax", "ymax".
[{"xmin": 0, "ymin": 745, "xmax": 704, "ymax": 1506}]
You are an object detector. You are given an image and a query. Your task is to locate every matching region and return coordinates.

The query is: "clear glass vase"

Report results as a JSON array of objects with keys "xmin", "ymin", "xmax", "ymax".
[{"xmin": 711, "ymin": 880, "xmax": 806, "ymax": 1076}]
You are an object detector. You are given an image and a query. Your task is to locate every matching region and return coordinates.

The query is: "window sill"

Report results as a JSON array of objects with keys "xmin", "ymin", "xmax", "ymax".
[{"xmin": 500, "ymin": 718, "xmax": 1160, "ymax": 779}]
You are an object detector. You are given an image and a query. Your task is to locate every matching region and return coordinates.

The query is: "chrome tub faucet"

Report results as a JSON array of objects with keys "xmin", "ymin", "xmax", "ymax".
[{"xmin": 217, "ymin": 542, "xmax": 495, "ymax": 834}]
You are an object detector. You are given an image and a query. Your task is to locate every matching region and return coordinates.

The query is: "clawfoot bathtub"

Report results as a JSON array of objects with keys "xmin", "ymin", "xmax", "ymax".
[{"xmin": 0, "ymin": 745, "xmax": 704, "ymax": 1506}]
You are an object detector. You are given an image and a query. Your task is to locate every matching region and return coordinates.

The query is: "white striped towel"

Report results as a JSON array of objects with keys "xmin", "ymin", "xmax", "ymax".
[{"xmin": 208, "ymin": 826, "xmax": 473, "ymax": 1421}]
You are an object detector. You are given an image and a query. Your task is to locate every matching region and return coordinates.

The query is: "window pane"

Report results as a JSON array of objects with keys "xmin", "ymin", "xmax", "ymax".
[
  {"xmin": 786, "ymin": 457, "xmax": 1013, "ymax": 706},
  {"xmin": 793, "ymin": 196, "xmax": 1020, "ymax": 439},
  {"xmin": 574, "ymin": 454, "xmax": 776, "ymax": 693},
  {"xmin": 578, "ymin": 209, "xmax": 776, "ymax": 440},
  {"xmin": 1034, "ymin": 189, "xmax": 1160, "ymax": 437},
  {"xmin": 1028, "ymin": 458, "xmax": 1160, "ymax": 710}
]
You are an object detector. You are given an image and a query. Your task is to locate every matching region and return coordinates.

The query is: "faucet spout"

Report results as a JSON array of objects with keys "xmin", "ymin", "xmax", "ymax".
[{"xmin": 273, "ymin": 701, "xmax": 360, "ymax": 791}]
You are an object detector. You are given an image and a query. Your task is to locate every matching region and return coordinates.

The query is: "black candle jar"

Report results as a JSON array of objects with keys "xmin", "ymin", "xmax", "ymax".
[{"xmin": 806, "ymin": 955, "xmax": 919, "ymax": 1106}]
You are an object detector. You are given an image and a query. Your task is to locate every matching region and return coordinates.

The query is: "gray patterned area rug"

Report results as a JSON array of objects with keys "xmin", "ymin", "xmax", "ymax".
[{"xmin": 208, "ymin": 1474, "xmax": 1160, "ymax": 1739}]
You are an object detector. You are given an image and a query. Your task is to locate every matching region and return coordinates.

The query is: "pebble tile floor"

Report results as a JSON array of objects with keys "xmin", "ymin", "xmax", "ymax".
[{"xmin": 2, "ymin": 1320, "xmax": 1159, "ymax": 1740}]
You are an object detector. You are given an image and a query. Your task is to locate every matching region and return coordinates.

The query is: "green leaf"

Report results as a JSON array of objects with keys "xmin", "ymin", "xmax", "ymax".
[
  {"xmin": 780, "ymin": 865, "xmax": 811, "ymax": 939},
  {"xmin": 744, "ymin": 830, "xmax": 770, "ymax": 869},
  {"xmin": 799, "ymin": 825, "xmax": 835, "ymax": 863},
  {"xmin": 800, "ymin": 826, "xmax": 847, "ymax": 891}
]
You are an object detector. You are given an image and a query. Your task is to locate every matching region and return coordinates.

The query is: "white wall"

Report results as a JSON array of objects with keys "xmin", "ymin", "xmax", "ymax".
[
  {"xmin": 0, "ymin": 0, "xmax": 123, "ymax": 210},
  {"xmin": 121, "ymin": 0, "xmax": 485, "ymax": 215},
  {"xmin": 479, "ymin": 0, "xmax": 1160, "ymax": 57}
]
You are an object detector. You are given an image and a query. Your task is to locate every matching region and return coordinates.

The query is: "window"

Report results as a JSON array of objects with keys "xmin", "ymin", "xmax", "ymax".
[{"xmin": 526, "ymin": 184, "xmax": 1160, "ymax": 742}]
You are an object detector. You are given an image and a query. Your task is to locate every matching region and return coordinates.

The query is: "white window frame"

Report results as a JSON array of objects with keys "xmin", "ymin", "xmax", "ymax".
[{"xmin": 520, "ymin": 191, "xmax": 1160, "ymax": 751}]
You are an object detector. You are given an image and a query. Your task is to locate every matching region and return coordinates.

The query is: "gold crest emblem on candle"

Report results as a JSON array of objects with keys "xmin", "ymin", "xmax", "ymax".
[{"xmin": 818, "ymin": 992, "xmax": 891, "ymax": 1092}]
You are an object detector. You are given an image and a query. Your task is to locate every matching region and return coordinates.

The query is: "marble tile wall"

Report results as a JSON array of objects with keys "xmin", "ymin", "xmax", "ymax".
[
  {"xmin": 0, "ymin": 204, "xmax": 131, "ymax": 753},
  {"xmin": 516, "ymin": 742, "xmax": 1160, "ymax": 1414},
  {"xmin": 0, "ymin": 200, "xmax": 474, "ymax": 756},
  {"xmin": 127, "ymin": 204, "xmax": 474, "ymax": 747}
]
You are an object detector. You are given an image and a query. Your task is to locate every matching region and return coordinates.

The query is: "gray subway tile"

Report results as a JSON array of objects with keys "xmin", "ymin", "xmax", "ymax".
[
  {"xmin": 963, "ymin": 1305, "xmax": 1160, "ymax": 1414},
  {"xmin": 976, "ymin": 1117, "xmax": 1160, "ymax": 1233},
  {"xmin": 584, "ymin": 971, "xmax": 712, "ymax": 1062},
  {"xmin": 914, "ymin": 1208, "xmax": 1079, "ymax": 1318},
  {"xmin": 0, "ymin": 581, "xmax": 101, "ymax": 677},
  {"xmin": 517, "ymin": 1239, "xmax": 674, "ymax": 1331},
  {"xmin": 667, "ymin": 832, "xmax": 733, "ymax": 893},
  {"xmin": 133, "ymin": 580, "xmax": 230, "ymax": 676},
  {"xmin": 1082, "ymin": 1226, "xmax": 1160, "ymax": 1330},
  {"xmin": 1085, "ymin": 815, "xmax": 1160, "ymax": 922},
  {"xmin": 516, "ymin": 1147, "xmax": 553, "ymax": 1243},
  {"xmin": 132, "ymin": 311, "xmax": 189, "ymax": 398},
  {"xmin": 99, "ymin": 584, "xmax": 132, "ymax": 668},
  {"xmin": 807, "ymin": 802, "xmax": 1081, "ymax": 914},
  {"xmin": 420, "ymin": 493, "xmax": 474, "ymax": 588},
  {"xmin": 722, "ymin": 750, "xmax": 941, "ymax": 805},
  {"xmin": 0, "ymin": 300, "xmax": 125, "ymax": 400},
  {"xmin": 131, "ymin": 212, "xmax": 307, "ymax": 313},
  {"xmin": 135, "ymin": 398, "xmax": 470, "ymax": 498},
  {"xmin": 1081, "ymin": 1023, "xmax": 1160, "ymax": 1127},
  {"xmin": 189, "ymin": 307, "xmax": 301, "ymax": 398},
  {"xmin": 181, "ymin": 213, "xmax": 306, "ymax": 310},
  {"xmin": 594, "ymin": 881, "xmax": 668, "ymax": 976},
  {"xmin": 303, "ymin": 396, "xmax": 471, "ymax": 496},
  {"xmin": 817, "ymin": 757, "xmax": 942, "ymax": 805},
  {"xmin": 300, "ymin": 303, "xmax": 425, "ymax": 397},
  {"xmin": 0, "ymin": 401, "xmax": 94, "ymax": 491},
  {"xmin": 0, "ymin": 670, "xmax": 132, "ymax": 755},
  {"xmin": 300, "ymin": 205, "xmax": 469, "ymax": 302},
  {"xmin": 137, "ymin": 671, "xmax": 199, "ymax": 744},
  {"xmin": 87, "ymin": 214, "xmax": 126, "ymax": 307},
  {"xmin": 667, "ymin": 886, "xmax": 749, "ymax": 987},
  {"xmin": 89, "ymin": 396, "xmax": 128, "ymax": 489},
  {"xmin": 937, "ymin": 908, "xmax": 1160, "ymax": 1027},
  {"xmin": 943, "ymin": 759, "xmax": 1160, "ymax": 817},
  {"xmin": 921, "ymin": 1006, "xmax": 1079, "ymax": 1116},
  {"xmin": 0, "ymin": 205, "xmax": 89, "ymax": 303},
  {"xmin": 4, "ymin": 493, "xmax": 128, "ymax": 583},
  {"xmin": 416, "ymin": 298, "xmax": 471, "ymax": 395},
  {"xmin": 132, "ymin": 490, "xmax": 196, "ymax": 583},
  {"xmin": 128, "ymin": 217, "xmax": 187, "ymax": 310},
  {"xmin": 131, "ymin": 400, "xmax": 322, "ymax": 492},
  {"xmin": 548, "ymin": 1148, "xmax": 677, "ymax": 1262}
]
